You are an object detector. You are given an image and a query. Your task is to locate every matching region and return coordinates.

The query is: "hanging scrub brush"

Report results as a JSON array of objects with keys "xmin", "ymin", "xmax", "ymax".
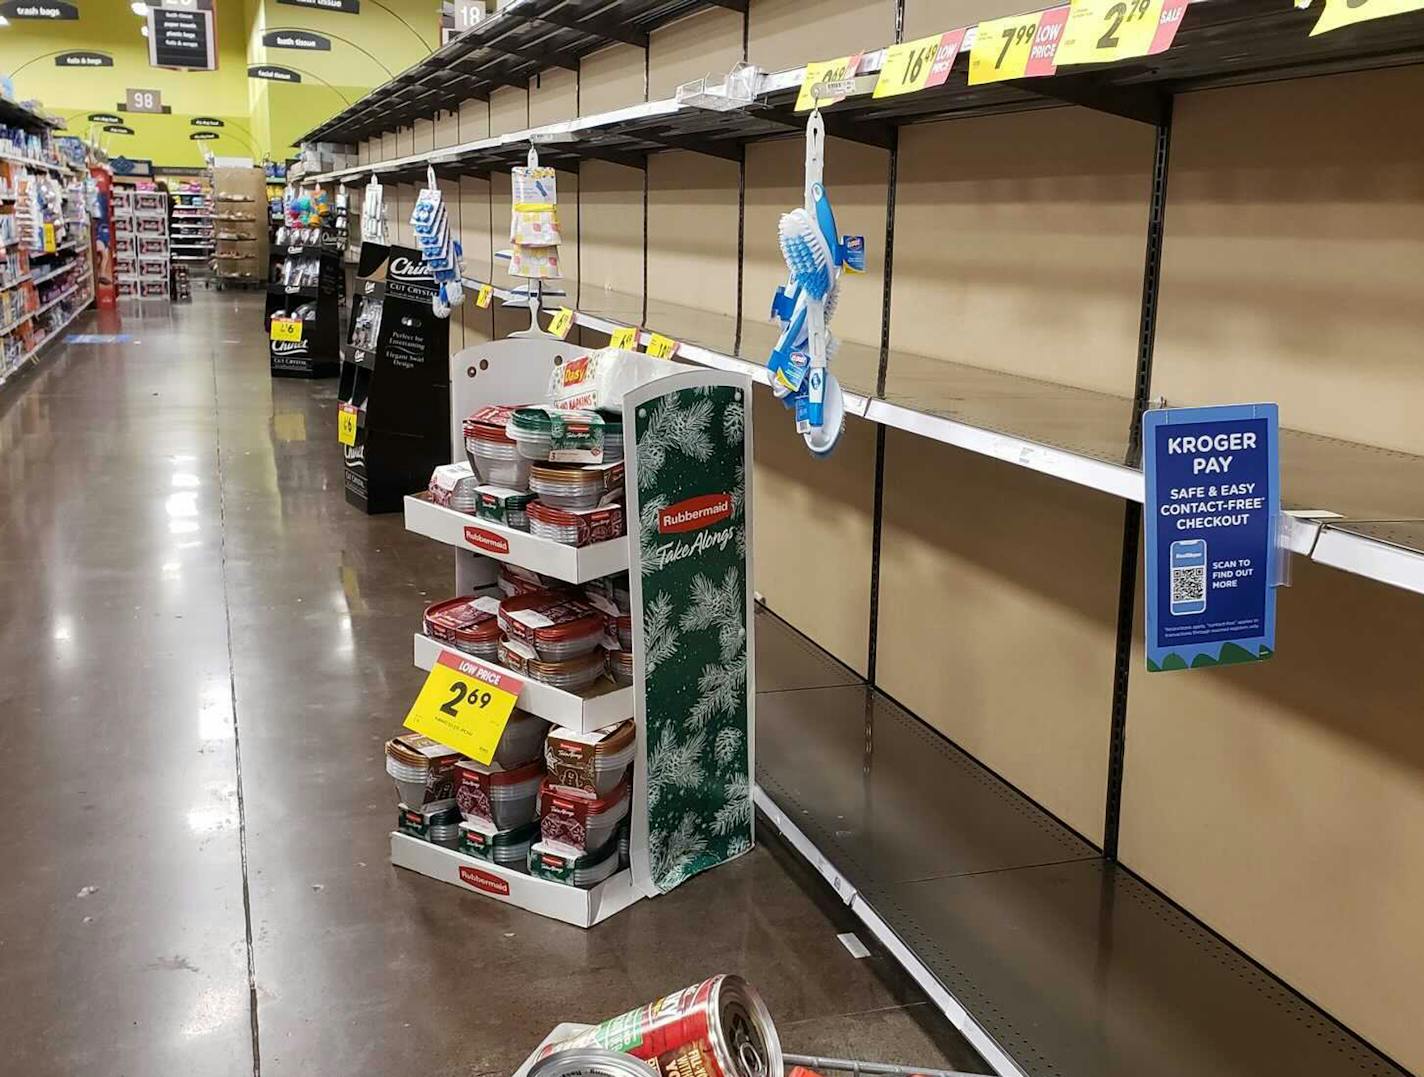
[{"xmin": 409, "ymin": 166, "xmax": 464, "ymax": 318}]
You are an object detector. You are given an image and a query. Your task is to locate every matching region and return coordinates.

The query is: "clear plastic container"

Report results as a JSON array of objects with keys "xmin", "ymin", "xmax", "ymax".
[
  {"xmin": 529, "ymin": 464, "xmax": 606, "ymax": 510},
  {"xmin": 386, "ymin": 734, "xmax": 461, "ymax": 806},
  {"xmin": 422, "ymin": 596, "xmax": 501, "ymax": 660},
  {"xmin": 545, "ymin": 719, "xmax": 635, "ymax": 798},
  {"xmin": 475, "ymin": 484, "xmax": 536, "ymax": 531},
  {"xmin": 455, "ymin": 758, "xmax": 545, "ymax": 828},
  {"xmin": 538, "ymin": 779, "xmax": 631, "ymax": 854},
  {"xmin": 507, "ymin": 407, "xmax": 604, "ymax": 463},
  {"xmin": 608, "ymin": 647, "xmax": 633, "ymax": 687},
  {"xmin": 527, "ymin": 837, "xmax": 620, "ymax": 888},
  {"xmin": 499, "ymin": 591, "xmax": 606, "ymax": 661},
  {"xmin": 459, "ymin": 817, "xmax": 539, "ymax": 868},
  {"xmin": 469, "ymin": 432, "xmax": 532, "ymax": 490},
  {"xmin": 499, "ymin": 564, "xmax": 558, "ymax": 597},
  {"xmin": 493, "ymin": 710, "xmax": 551, "ymax": 769},
  {"xmin": 497, "ymin": 640, "xmax": 608, "ymax": 693},
  {"xmin": 527, "ymin": 502, "xmax": 625, "ymax": 547}
]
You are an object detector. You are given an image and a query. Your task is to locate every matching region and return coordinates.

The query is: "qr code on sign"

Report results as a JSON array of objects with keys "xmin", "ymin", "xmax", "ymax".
[{"xmin": 1171, "ymin": 566, "xmax": 1206, "ymax": 603}]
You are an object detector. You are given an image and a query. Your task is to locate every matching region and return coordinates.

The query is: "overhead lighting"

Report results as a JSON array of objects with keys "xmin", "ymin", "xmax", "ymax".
[
  {"xmin": 131, "ymin": 1, "xmax": 149, "ymax": 15},
  {"xmin": 140, "ymin": 24, "xmax": 149, "ymax": 36}
]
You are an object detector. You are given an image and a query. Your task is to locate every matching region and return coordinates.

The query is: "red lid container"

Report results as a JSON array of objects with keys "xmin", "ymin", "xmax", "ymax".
[
  {"xmin": 498, "ymin": 591, "xmax": 606, "ymax": 660},
  {"xmin": 526, "ymin": 501, "xmax": 626, "ymax": 547},
  {"xmin": 463, "ymin": 404, "xmax": 520, "ymax": 445},
  {"xmin": 422, "ymin": 595, "xmax": 501, "ymax": 655}
]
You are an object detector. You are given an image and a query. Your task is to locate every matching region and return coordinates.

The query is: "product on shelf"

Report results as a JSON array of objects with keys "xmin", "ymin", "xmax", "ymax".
[
  {"xmin": 507, "ymin": 405, "xmax": 605, "ymax": 463},
  {"xmin": 526, "ymin": 501, "xmax": 626, "ymax": 547},
  {"xmin": 428, "ymin": 461, "xmax": 482, "ymax": 511},
  {"xmin": 408, "ymin": 174, "xmax": 464, "ymax": 317},
  {"xmin": 529, "ymin": 461, "xmax": 624, "ymax": 510},
  {"xmin": 464, "ymin": 404, "xmax": 531, "ymax": 487},
  {"xmin": 545, "ymin": 719, "xmax": 635, "ymax": 799},
  {"xmin": 496, "ymin": 641, "xmax": 607, "ymax": 692},
  {"xmin": 421, "ymin": 595, "xmax": 501, "ymax": 659},
  {"xmin": 498, "ymin": 591, "xmax": 607, "ymax": 661},
  {"xmin": 460, "ymin": 817, "xmax": 539, "ymax": 868},
  {"xmin": 537, "ymin": 778, "xmax": 630, "ymax": 854},
  {"xmin": 475, "ymin": 485, "xmax": 536, "ymax": 530},
  {"xmin": 508, "ymin": 162, "xmax": 562, "ymax": 283},
  {"xmin": 455, "ymin": 757, "xmax": 544, "ymax": 829},
  {"xmin": 385, "ymin": 733, "xmax": 462, "ymax": 806},
  {"xmin": 607, "ymin": 647, "xmax": 634, "ymax": 686},
  {"xmin": 398, "ymin": 800, "xmax": 461, "ymax": 847},
  {"xmin": 527, "ymin": 835, "xmax": 621, "ymax": 889}
]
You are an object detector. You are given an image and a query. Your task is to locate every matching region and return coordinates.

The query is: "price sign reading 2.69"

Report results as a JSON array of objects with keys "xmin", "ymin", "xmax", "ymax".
[{"xmin": 403, "ymin": 650, "xmax": 523, "ymax": 765}]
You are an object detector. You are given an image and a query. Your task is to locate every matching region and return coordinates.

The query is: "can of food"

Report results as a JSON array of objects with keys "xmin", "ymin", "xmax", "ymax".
[
  {"xmin": 530, "ymin": 1049, "xmax": 656, "ymax": 1077},
  {"xmin": 542, "ymin": 976, "xmax": 782, "ymax": 1077}
]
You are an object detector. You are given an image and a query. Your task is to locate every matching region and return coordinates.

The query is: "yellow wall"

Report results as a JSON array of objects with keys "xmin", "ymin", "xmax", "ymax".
[{"xmin": 0, "ymin": 0, "xmax": 440, "ymax": 167}]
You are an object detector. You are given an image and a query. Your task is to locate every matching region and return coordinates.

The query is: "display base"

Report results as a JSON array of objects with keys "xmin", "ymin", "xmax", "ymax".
[{"xmin": 389, "ymin": 832, "xmax": 642, "ymax": 928}]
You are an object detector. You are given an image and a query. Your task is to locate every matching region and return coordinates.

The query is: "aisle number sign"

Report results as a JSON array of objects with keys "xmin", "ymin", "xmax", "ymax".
[
  {"xmin": 796, "ymin": 53, "xmax": 863, "ymax": 111},
  {"xmin": 475, "ymin": 283, "xmax": 492, "ymax": 309},
  {"xmin": 968, "ymin": 6, "xmax": 1070, "ymax": 85},
  {"xmin": 1056, "ymin": 0, "xmax": 1187, "ymax": 66},
  {"xmin": 337, "ymin": 403, "xmax": 358, "ymax": 446},
  {"xmin": 1308, "ymin": 0, "xmax": 1424, "ymax": 34},
  {"xmin": 270, "ymin": 318, "xmax": 303, "ymax": 342},
  {"xmin": 873, "ymin": 30, "xmax": 967, "ymax": 98},
  {"xmin": 1143, "ymin": 403, "xmax": 1279, "ymax": 673},
  {"xmin": 646, "ymin": 334, "xmax": 679, "ymax": 359},
  {"xmin": 403, "ymin": 649, "xmax": 523, "ymax": 766},
  {"xmin": 609, "ymin": 325, "xmax": 640, "ymax": 350},
  {"xmin": 547, "ymin": 306, "xmax": 575, "ymax": 339}
]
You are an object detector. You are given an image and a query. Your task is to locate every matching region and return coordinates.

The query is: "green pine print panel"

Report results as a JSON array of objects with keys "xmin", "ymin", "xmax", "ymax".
[{"xmin": 634, "ymin": 384, "xmax": 751, "ymax": 894}]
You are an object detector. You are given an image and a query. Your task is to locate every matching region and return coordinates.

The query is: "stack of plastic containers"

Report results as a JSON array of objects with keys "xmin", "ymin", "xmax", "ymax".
[
  {"xmin": 526, "ymin": 720, "xmax": 634, "ymax": 887},
  {"xmin": 422, "ymin": 595, "xmax": 502, "ymax": 660}
]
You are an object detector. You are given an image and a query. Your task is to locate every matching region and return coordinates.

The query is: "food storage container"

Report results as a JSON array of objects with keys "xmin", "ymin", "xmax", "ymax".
[
  {"xmin": 527, "ymin": 837, "xmax": 620, "ymax": 888},
  {"xmin": 464, "ymin": 404, "xmax": 532, "ymax": 489},
  {"xmin": 507, "ymin": 406, "xmax": 604, "ymax": 463},
  {"xmin": 476, "ymin": 485, "xmax": 536, "ymax": 530},
  {"xmin": 529, "ymin": 463, "xmax": 606, "ymax": 511},
  {"xmin": 544, "ymin": 719, "xmax": 635, "ymax": 798},
  {"xmin": 538, "ymin": 779, "xmax": 630, "ymax": 854},
  {"xmin": 422, "ymin": 595, "xmax": 502, "ymax": 659},
  {"xmin": 585, "ymin": 573, "xmax": 632, "ymax": 616},
  {"xmin": 607, "ymin": 613, "xmax": 633, "ymax": 651},
  {"xmin": 597, "ymin": 412, "xmax": 624, "ymax": 463},
  {"xmin": 527, "ymin": 502, "xmax": 625, "ymax": 547},
  {"xmin": 398, "ymin": 799, "xmax": 460, "ymax": 845},
  {"xmin": 429, "ymin": 462, "xmax": 480, "ymax": 510},
  {"xmin": 499, "ymin": 564, "xmax": 558, "ymax": 597},
  {"xmin": 497, "ymin": 640, "xmax": 608, "ymax": 693},
  {"xmin": 498, "ymin": 591, "xmax": 606, "ymax": 661},
  {"xmin": 455, "ymin": 758, "xmax": 544, "ymax": 828},
  {"xmin": 607, "ymin": 647, "xmax": 634, "ymax": 686},
  {"xmin": 386, "ymin": 733, "xmax": 462, "ymax": 806},
  {"xmin": 490, "ymin": 709, "xmax": 551, "ymax": 768},
  {"xmin": 459, "ymin": 818, "xmax": 538, "ymax": 870}
]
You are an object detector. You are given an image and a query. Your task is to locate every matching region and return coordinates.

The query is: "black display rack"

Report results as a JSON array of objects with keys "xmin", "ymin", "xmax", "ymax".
[
  {"xmin": 265, "ymin": 242, "xmax": 343, "ymax": 378},
  {"xmin": 338, "ymin": 242, "xmax": 450, "ymax": 514}
]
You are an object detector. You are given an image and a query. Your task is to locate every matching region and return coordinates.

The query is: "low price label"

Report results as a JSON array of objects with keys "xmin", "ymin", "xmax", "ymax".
[
  {"xmin": 270, "ymin": 318, "xmax": 303, "ymax": 342},
  {"xmin": 968, "ymin": 6, "xmax": 1070, "ymax": 85},
  {"xmin": 1309, "ymin": 0, "xmax": 1424, "ymax": 33},
  {"xmin": 475, "ymin": 283, "xmax": 492, "ymax": 309},
  {"xmin": 609, "ymin": 325, "xmax": 640, "ymax": 350},
  {"xmin": 1056, "ymin": 0, "xmax": 1187, "ymax": 66},
  {"xmin": 796, "ymin": 52, "xmax": 864, "ymax": 111},
  {"xmin": 646, "ymin": 333, "xmax": 679, "ymax": 359},
  {"xmin": 873, "ymin": 30, "xmax": 967, "ymax": 98},
  {"xmin": 403, "ymin": 650, "xmax": 524, "ymax": 766},
  {"xmin": 337, "ymin": 403, "xmax": 358, "ymax": 446},
  {"xmin": 42, "ymin": 223, "xmax": 56, "ymax": 253},
  {"xmin": 547, "ymin": 306, "xmax": 575, "ymax": 339}
]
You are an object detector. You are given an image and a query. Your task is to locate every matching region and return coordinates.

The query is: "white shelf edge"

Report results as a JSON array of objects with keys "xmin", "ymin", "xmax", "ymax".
[
  {"xmin": 403, "ymin": 493, "xmax": 629, "ymax": 583},
  {"xmin": 412, "ymin": 633, "xmax": 633, "ymax": 734},
  {"xmin": 389, "ymin": 831, "xmax": 641, "ymax": 928},
  {"xmin": 0, "ymin": 301, "xmax": 87, "ymax": 390},
  {"xmin": 753, "ymin": 784, "xmax": 1028, "ymax": 1077},
  {"xmin": 1312, "ymin": 526, "xmax": 1424, "ymax": 597}
]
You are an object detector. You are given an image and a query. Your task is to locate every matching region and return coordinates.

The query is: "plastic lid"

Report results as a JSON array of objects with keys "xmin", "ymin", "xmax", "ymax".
[
  {"xmin": 457, "ymin": 756, "xmax": 545, "ymax": 787},
  {"xmin": 539, "ymin": 776, "xmax": 631, "ymax": 817},
  {"xmin": 423, "ymin": 596, "xmax": 501, "ymax": 644},
  {"xmin": 498, "ymin": 591, "xmax": 605, "ymax": 643},
  {"xmin": 547, "ymin": 718, "xmax": 635, "ymax": 757},
  {"xmin": 502, "ymin": 644, "xmax": 606, "ymax": 680},
  {"xmin": 530, "ymin": 463, "xmax": 605, "ymax": 490}
]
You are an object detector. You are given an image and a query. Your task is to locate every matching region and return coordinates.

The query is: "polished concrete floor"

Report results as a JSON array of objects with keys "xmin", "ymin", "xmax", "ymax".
[{"xmin": 0, "ymin": 293, "xmax": 983, "ymax": 1077}]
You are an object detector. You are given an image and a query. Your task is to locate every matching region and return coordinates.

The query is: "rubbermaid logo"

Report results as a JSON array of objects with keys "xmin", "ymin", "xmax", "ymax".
[
  {"xmin": 463, "ymin": 525, "xmax": 509, "ymax": 555},
  {"xmin": 458, "ymin": 865, "xmax": 509, "ymax": 895},
  {"xmin": 658, "ymin": 493, "xmax": 732, "ymax": 534}
]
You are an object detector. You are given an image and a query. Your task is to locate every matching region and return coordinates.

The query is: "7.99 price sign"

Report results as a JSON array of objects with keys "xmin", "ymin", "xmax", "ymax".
[{"xmin": 403, "ymin": 649, "xmax": 524, "ymax": 765}]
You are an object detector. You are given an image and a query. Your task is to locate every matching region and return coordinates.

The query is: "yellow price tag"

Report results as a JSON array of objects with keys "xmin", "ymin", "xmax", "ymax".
[
  {"xmin": 475, "ymin": 283, "xmax": 493, "ymax": 309},
  {"xmin": 1056, "ymin": 0, "xmax": 1184, "ymax": 65},
  {"xmin": 547, "ymin": 306, "xmax": 575, "ymax": 339},
  {"xmin": 874, "ymin": 32, "xmax": 964, "ymax": 99},
  {"xmin": 403, "ymin": 649, "xmax": 523, "ymax": 767},
  {"xmin": 270, "ymin": 318, "xmax": 303, "ymax": 342},
  {"xmin": 646, "ymin": 333, "xmax": 679, "ymax": 360},
  {"xmin": 1310, "ymin": 0, "xmax": 1424, "ymax": 34},
  {"xmin": 609, "ymin": 325, "xmax": 640, "ymax": 350},
  {"xmin": 795, "ymin": 54, "xmax": 861, "ymax": 112},
  {"xmin": 337, "ymin": 403, "xmax": 358, "ymax": 446},
  {"xmin": 42, "ymin": 222, "xmax": 56, "ymax": 254},
  {"xmin": 968, "ymin": 7, "xmax": 1069, "ymax": 85}
]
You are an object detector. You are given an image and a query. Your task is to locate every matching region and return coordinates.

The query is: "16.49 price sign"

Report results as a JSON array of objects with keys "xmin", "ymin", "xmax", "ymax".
[
  {"xmin": 403, "ymin": 650, "xmax": 523, "ymax": 765},
  {"xmin": 1143, "ymin": 404, "xmax": 1280, "ymax": 672}
]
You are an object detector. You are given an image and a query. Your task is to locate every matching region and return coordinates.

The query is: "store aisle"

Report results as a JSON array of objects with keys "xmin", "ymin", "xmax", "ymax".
[{"xmin": 0, "ymin": 293, "xmax": 981, "ymax": 1077}]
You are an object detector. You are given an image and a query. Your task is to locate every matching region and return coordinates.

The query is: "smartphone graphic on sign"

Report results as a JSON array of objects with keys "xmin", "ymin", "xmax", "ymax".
[{"xmin": 1169, "ymin": 539, "xmax": 1208, "ymax": 616}]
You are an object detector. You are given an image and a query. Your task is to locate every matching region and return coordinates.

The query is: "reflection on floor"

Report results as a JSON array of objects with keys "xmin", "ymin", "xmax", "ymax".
[
  {"xmin": 754, "ymin": 610, "xmax": 1407, "ymax": 1077},
  {"xmin": 0, "ymin": 292, "xmax": 983, "ymax": 1077}
]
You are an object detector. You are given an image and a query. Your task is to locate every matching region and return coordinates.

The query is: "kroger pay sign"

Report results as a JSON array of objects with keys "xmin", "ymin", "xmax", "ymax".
[{"xmin": 1142, "ymin": 403, "xmax": 1280, "ymax": 672}]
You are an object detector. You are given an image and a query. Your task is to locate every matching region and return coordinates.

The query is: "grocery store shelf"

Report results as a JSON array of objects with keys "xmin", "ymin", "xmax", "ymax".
[
  {"xmin": 389, "ymin": 831, "xmax": 641, "ymax": 928},
  {"xmin": 404, "ymin": 493, "xmax": 628, "ymax": 583},
  {"xmin": 0, "ymin": 299, "xmax": 89, "ymax": 391},
  {"xmin": 301, "ymin": 0, "xmax": 735, "ymax": 143},
  {"xmin": 0, "ymin": 282, "xmax": 79, "ymax": 337},
  {"xmin": 750, "ymin": 608, "xmax": 1408, "ymax": 1077},
  {"xmin": 413, "ymin": 633, "xmax": 633, "ymax": 734},
  {"xmin": 0, "ymin": 273, "xmax": 33, "ymax": 292},
  {"xmin": 0, "ymin": 97, "xmax": 63, "ymax": 133}
]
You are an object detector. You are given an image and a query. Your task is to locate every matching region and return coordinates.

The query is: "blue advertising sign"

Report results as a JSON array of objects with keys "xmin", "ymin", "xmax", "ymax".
[{"xmin": 1143, "ymin": 403, "xmax": 1279, "ymax": 672}]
